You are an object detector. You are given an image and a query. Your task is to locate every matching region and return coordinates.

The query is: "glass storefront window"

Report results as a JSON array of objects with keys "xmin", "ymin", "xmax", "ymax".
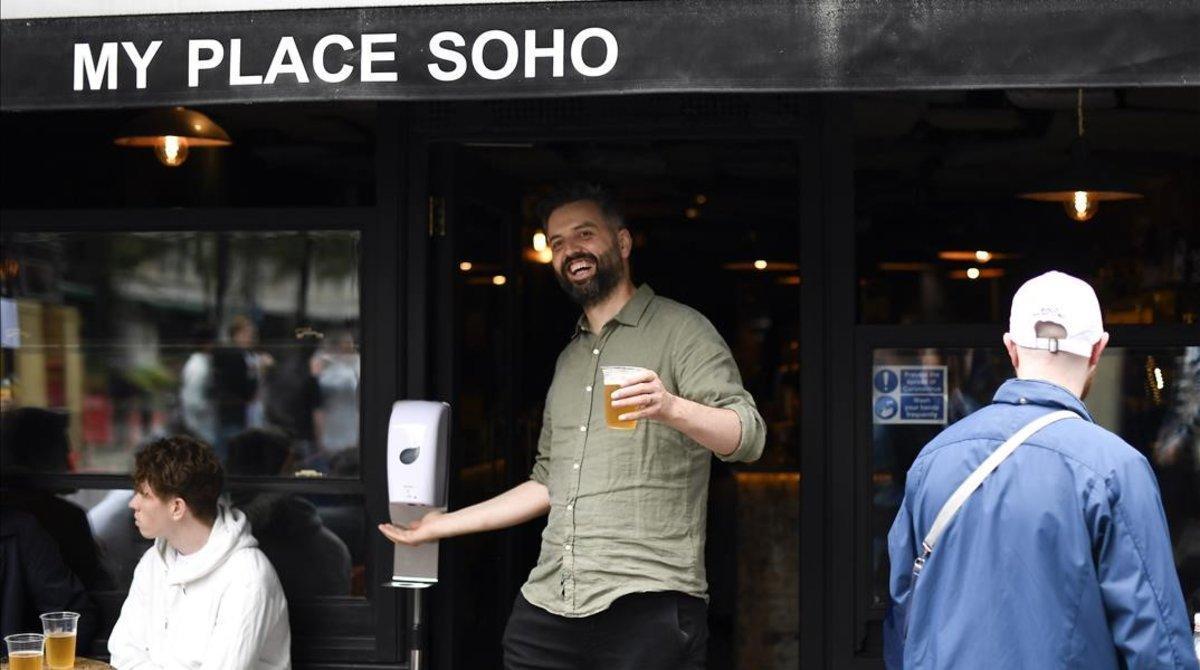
[
  {"xmin": 854, "ymin": 90, "xmax": 1200, "ymax": 325},
  {"xmin": 14, "ymin": 487, "xmax": 369, "ymax": 601},
  {"xmin": 0, "ymin": 230, "xmax": 362, "ymax": 477},
  {"xmin": 868, "ymin": 346, "xmax": 1200, "ymax": 616},
  {"xmin": 0, "ymin": 105, "xmax": 376, "ymax": 209}
]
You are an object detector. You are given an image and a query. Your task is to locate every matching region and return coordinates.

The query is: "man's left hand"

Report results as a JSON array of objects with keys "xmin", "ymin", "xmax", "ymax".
[{"xmin": 610, "ymin": 370, "xmax": 678, "ymax": 423}]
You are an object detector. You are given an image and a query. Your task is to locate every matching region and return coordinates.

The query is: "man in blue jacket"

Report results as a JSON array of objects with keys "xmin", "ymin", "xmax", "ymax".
[{"xmin": 886, "ymin": 271, "xmax": 1197, "ymax": 669}]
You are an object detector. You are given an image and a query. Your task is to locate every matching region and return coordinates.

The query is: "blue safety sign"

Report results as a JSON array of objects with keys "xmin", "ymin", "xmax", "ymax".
[
  {"xmin": 874, "ymin": 369, "xmax": 899, "ymax": 394},
  {"xmin": 873, "ymin": 365, "xmax": 947, "ymax": 425}
]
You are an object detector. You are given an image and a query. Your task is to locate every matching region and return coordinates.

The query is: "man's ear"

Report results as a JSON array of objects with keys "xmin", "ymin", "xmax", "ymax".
[
  {"xmin": 617, "ymin": 227, "xmax": 632, "ymax": 259},
  {"xmin": 169, "ymin": 497, "xmax": 187, "ymax": 522},
  {"xmin": 1089, "ymin": 332, "xmax": 1110, "ymax": 368},
  {"xmin": 1003, "ymin": 333, "xmax": 1020, "ymax": 372}
]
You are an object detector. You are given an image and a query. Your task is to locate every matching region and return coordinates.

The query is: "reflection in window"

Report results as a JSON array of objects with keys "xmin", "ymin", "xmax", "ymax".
[
  {"xmin": 869, "ymin": 346, "xmax": 1200, "ymax": 618},
  {"xmin": 0, "ymin": 230, "xmax": 361, "ymax": 476},
  {"xmin": 56, "ymin": 487, "xmax": 368, "ymax": 600}
]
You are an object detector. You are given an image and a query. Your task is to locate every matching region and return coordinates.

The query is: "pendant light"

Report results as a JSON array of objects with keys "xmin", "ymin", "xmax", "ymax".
[
  {"xmin": 114, "ymin": 107, "xmax": 231, "ymax": 167},
  {"xmin": 1017, "ymin": 89, "xmax": 1141, "ymax": 222},
  {"xmin": 720, "ymin": 229, "xmax": 799, "ymax": 274}
]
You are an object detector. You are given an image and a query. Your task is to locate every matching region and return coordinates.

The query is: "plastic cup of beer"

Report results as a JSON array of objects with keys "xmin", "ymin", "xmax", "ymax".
[
  {"xmin": 39, "ymin": 612, "xmax": 78, "ymax": 669},
  {"xmin": 601, "ymin": 366, "xmax": 650, "ymax": 430},
  {"xmin": 4, "ymin": 633, "xmax": 45, "ymax": 670}
]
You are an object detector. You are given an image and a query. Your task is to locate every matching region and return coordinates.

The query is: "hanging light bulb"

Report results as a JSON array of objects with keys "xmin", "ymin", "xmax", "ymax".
[
  {"xmin": 532, "ymin": 231, "xmax": 547, "ymax": 251},
  {"xmin": 1017, "ymin": 89, "xmax": 1141, "ymax": 221},
  {"xmin": 1064, "ymin": 191, "xmax": 1099, "ymax": 222},
  {"xmin": 115, "ymin": 107, "xmax": 231, "ymax": 168},
  {"xmin": 154, "ymin": 135, "xmax": 189, "ymax": 167}
]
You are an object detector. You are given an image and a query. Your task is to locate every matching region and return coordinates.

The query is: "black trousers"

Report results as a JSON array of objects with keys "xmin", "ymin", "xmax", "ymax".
[{"xmin": 502, "ymin": 591, "xmax": 708, "ymax": 670}]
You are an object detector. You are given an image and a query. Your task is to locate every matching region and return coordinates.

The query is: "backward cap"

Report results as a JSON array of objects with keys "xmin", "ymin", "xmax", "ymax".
[{"xmin": 1008, "ymin": 271, "xmax": 1104, "ymax": 357}]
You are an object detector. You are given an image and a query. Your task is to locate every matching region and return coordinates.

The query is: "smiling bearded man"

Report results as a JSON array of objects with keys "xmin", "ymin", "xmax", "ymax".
[
  {"xmin": 379, "ymin": 181, "xmax": 766, "ymax": 670},
  {"xmin": 553, "ymin": 218, "xmax": 624, "ymax": 307}
]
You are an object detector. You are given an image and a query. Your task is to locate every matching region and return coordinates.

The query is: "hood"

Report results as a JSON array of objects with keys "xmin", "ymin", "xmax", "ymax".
[{"xmin": 154, "ymin": 502, "xmax": 257, "ymax": 585}]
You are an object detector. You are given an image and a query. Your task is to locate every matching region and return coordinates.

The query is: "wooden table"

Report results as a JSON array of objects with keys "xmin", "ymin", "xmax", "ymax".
[{"xmin": 1, "ymin": 657, "xmax": 113, "ymax": 669}]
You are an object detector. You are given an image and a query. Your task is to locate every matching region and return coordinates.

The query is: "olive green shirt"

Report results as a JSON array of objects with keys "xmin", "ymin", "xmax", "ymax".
[{"xmin": 521, "ymin": 284, "xmax": 766, "ymax": 617}]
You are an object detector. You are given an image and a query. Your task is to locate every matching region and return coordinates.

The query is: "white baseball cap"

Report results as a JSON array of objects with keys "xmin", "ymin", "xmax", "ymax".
[{"xmin": 1007, "ymin": 271, "xmax": 1106, "ymax": 358}]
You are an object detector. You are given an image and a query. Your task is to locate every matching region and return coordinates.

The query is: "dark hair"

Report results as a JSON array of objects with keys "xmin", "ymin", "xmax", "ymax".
[
  {"xmin": 133, "ymin": 435, "xmax": 223, "ymax": 524},
  {"xmin": 225, "ymin": 428, "xmax": 292, "ymax": 477},
  {"xmin": 535, "ymin": 182, "xmax": 626, "ymax": 231},
  {"xmin": 227, "ymin": 314, "xmax": 254, "ymax": 340},
  {"xmin": 0, "ymin": 407, "xmax": 70, "ymax": 472}
]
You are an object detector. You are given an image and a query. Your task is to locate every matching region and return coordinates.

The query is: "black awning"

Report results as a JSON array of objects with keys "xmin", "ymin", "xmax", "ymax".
[{"xmin": 2, "ymin": 0, "xmax": 1197, "ymax": 111}]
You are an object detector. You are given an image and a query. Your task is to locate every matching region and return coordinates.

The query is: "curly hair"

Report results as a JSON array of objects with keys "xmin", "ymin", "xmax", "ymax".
[{"xmin": 133, "ymin": 435, "xmax": 223, "ymax": 524}]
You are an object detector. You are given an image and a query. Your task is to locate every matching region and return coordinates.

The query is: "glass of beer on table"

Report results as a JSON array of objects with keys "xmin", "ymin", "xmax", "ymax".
[
  {"xmin": 4, "ymin": 633, "xmax": 45, "ymax": 670},
  {"xmin": 39, "ymin": 612, "xmax": 79, "ymax": 669},
  {"xmin": 601, "ymin": 366, "xmax": 650, "ymax": 430}
]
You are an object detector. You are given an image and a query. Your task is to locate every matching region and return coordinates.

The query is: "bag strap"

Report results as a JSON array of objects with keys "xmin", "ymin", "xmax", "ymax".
[{"xmin": 912, "ymin": 409, "xmax": 1080, "ymax": 577}]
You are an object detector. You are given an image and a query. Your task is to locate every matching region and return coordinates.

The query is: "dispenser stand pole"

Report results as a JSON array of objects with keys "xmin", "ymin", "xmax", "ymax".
[{"xmin": 408, "ymin": 588, "xmax": 425, "ymax": 670}]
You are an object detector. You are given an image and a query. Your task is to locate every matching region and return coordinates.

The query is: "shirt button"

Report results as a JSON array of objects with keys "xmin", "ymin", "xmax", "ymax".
[
  {"xmin": 1019, "ymin": 397, "xmax": 1027, "ymax": 404},
  {"xmin": 585, "ymin": 385, "xmax": 592, "ymax": 392},
  {"xmin": 579, "ymin": 425, "xmax": 587, "ymax": 432},
  {"xmin": 572, "ymin": 462, "xmax": 580, "ymax": 470},
  {"xmin": 592, "ymin": 348, "xmax": 600, "ymax": 355},
  {"xmin": 566, "ymin": 503, "xmax": 574, "ymax": 511},
  {"xmin": 564, "ymin": 544, "xmax": 572, "ymax": 552}
]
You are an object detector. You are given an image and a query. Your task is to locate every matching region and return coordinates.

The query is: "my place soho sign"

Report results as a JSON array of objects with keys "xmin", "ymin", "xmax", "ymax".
[
  {"xmin": 2, "ymin": 0, "xmax": 1197, "ymax": 110},
  {"xmin": 68, "ymin": 27, "xmax": 619, "ymax": 93}
]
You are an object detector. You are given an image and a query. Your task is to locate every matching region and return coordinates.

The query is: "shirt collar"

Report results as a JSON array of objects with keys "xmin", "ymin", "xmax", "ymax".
[
  {"xmin": 573, "ymin": 284, "xmax": 656, "ymax": 337},
  {"xmin": 991, "ymin": 378, "xmax": 1095, "ymax": 422}
]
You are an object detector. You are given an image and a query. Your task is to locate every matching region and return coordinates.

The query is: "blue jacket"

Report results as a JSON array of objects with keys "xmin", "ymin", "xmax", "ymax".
[{"xmin": 886, "ymin": 378, "xmax": 1197, "ymax": 669}]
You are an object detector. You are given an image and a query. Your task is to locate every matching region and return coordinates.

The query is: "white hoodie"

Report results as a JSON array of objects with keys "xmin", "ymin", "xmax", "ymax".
[{"xmin": 108, "ymin": 503, "xmax": 291, "ymax": 669}]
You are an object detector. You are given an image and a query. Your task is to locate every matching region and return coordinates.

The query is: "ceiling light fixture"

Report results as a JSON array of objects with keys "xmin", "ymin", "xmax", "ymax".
[
  {"xmin": 949, "ymin": 268, "xmax": 1005, "ymax": 280},
  {"xmin": 114, "ymin": 106, "xmax": 231, "ymax": 167},
  {"xmin": 1017, "ymin": 89, "xmax": 1142, "ymax": 222}
]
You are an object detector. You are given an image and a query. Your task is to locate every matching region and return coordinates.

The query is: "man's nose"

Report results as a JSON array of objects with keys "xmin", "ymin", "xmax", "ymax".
[{"xmin": 563, "ymin": 243, "xmax": 587, "ymax": 262}]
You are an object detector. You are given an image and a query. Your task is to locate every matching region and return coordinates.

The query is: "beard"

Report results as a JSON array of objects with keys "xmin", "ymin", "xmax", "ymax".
[{"xmin": 556, "ymin": 245, "xmax": 624, "ymax": 307}]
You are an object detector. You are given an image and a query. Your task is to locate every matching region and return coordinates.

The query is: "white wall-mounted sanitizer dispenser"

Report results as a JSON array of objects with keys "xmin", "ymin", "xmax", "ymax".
[{"xmin": 386, "ymin": 400, "xmax": 450, "ymax": 589}]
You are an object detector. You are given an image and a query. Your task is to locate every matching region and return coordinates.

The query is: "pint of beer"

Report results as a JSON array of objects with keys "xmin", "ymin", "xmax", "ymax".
[
  {"xmin": 4, "ymin": 633, "xmax": 45, "ymax": 670},
  {"xmin": 39, "ymin": 612, "xmax": 79, "ymax": 670},
  {"xmin": 601, "ymin": 366, "xmax": 650, "ymax": 430}
]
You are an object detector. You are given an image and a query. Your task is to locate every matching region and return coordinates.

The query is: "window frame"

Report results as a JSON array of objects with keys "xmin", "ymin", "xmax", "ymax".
[
  {"xmin": 834, "ymin": 88, "xmax": 1199, "ymax": 666},
  {"xmin": 402, "ymin": 95, "xmax": 823, "ymax": 669}
]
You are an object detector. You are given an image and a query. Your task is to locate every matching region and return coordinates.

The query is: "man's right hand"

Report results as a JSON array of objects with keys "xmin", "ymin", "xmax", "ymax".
[
  {"xmin": 375, "ymin": 480, "xmax": 551, "ymax": 547},
  {"xmin": 378, "ymin": 510, "xmax": 445, "ymax": 546}
]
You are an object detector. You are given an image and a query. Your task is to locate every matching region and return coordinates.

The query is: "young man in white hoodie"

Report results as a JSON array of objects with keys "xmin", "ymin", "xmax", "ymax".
[{"xmin": 108, "ymin": 435, "xmax": 291, "ymax": 669}]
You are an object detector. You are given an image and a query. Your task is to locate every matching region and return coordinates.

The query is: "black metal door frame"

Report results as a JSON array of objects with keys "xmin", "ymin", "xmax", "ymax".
[{"xmin": 393, "ymin": 95, "xmax": 830, "ymax": 669}]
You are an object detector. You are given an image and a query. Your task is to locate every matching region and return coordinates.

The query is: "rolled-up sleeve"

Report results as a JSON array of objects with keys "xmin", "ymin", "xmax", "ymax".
[
  {"xmin": 530, "ymin": 396, "xmax": 553, "ymax": 486},
  {"xmin": 673, "ymin": 313, "xmax": 766, "ymax": 463}
]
